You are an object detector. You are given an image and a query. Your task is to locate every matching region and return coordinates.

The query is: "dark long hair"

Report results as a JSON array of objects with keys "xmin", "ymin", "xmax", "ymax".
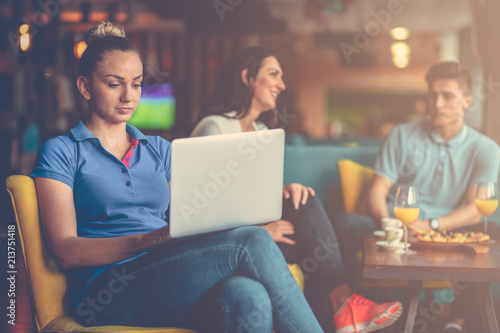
[{"xmin": 199, "ymin": 47, "xmax": 280, "ymax": 128}]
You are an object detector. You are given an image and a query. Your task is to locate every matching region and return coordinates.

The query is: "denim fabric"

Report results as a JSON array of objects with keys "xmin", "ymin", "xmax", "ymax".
[{"xmin": 77, "ymin": 226, "xmax": 323, "ymax": 333}]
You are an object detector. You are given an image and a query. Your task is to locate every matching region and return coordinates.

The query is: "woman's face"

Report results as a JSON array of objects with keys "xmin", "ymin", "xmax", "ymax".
[
  {"xmin": 85, "ymin": 51, "xmax": 143, "ymax": 124},
  {"xmin": 248, "ymin": 56, "xmax": 286, "ymax": 112}
]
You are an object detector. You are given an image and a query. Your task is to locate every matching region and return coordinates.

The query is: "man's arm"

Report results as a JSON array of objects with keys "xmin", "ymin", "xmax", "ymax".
[
  {"xmin": 368, "ymin": 174, "xmax": 393, "ymax": 222},
  {"xmin": 410, "ymin": 185, "xmax": 481, "ymax": 231}
]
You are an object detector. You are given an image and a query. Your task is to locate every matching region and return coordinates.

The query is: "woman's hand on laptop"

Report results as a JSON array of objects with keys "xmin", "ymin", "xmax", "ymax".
[
  {"xmin": 262, "ymin": 220, "xmax": 296, "ymax": 245},
  {"xmin": 283, "ymin": 183, "xmax": 316, "ymax": 210}
]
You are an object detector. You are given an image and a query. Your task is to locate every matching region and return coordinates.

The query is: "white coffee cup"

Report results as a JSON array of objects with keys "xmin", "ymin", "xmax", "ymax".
[
  {"xmin": 381, "ymin": 217, "xmax": 403, "ymax": 230},
  {"xmin": 384, "ymin": 227, "xmax": 404, "ymax": 245}
]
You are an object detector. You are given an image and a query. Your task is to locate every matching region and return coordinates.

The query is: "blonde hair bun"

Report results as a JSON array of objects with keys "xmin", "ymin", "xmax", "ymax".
[{"xmin": 84, "ymin": 21, "xmax": 125, "ymax": 45}]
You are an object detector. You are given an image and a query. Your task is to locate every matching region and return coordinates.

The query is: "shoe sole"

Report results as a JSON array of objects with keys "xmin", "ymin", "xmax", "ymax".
[{"xmin": 336, "ymin": 302, "xmax": 403, "ymax": 333}]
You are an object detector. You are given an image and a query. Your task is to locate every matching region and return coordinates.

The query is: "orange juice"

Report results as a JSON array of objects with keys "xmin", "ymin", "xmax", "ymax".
[
  {"xmin": 475, "ymin": 199, "xmax": 499, "ymax": 217},
  {"xmin": 394, "ymin": 207, "xmax": 420, "ymax": 225}
]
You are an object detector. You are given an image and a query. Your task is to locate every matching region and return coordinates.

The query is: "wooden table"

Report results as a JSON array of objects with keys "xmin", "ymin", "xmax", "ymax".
[{"xmin": 363, "ymin": 235, "xmax": 500, "ymax": 333}]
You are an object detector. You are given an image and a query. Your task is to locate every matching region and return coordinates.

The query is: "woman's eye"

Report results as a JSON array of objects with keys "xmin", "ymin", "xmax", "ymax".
[
  {"xmin": 133, "ymin": 84, "xmax": 142, "ymax": 89},
  {"xmin": 109, "ymin": 84, "xmax": 119, "ymax": 88}
]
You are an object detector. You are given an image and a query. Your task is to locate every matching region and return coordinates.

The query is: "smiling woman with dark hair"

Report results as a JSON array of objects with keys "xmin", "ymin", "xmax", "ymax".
[{"xmin": 192, "ymin": 46, "xmax": 403, "ymax": 333}]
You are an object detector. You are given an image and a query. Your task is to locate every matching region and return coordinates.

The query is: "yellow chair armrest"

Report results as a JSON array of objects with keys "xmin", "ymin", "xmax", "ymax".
[{"xmin": 42, "ymin": 316, "xmax": 196, "ymax": 333}]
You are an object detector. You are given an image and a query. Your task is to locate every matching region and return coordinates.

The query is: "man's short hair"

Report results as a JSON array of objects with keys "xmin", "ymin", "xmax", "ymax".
[{"xmin": 425, "ymin": 62, "xmax": 472, "ymax": 95}]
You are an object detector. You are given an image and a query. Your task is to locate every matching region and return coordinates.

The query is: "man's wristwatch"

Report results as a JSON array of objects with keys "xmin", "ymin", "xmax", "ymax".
[{"xmin": 430, "ymin": 218, "xmax": 440, "ymax": 231}]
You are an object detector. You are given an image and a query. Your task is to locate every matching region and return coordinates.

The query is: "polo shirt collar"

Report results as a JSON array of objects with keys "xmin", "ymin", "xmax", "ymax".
[
  {"xmin": 126, "ymin": 123, "xmax": 148, "ymax": 143},
  {"xmin": 70, "ymin": 121, "xmax": 148, "ymax": 143},
  {"xmin": 427, "ymin": 121, "xmax": 468, "ymax": 148}
]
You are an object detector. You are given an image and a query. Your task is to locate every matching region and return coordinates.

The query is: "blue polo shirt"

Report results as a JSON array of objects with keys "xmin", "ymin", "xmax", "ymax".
[
  {"xmin": 375, "ymin": 120, "xmax": 500, "ymax": 220},
  {"xmin": 31, "ymin": 121, "xmax": 171, "ymax": 306}
]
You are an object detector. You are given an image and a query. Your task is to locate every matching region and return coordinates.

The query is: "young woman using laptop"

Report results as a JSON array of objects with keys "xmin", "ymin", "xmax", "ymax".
[
  {"xmin": 31, "ymin": 22, "xmax": 324, "ymax": 333},
  {"xmin": 191, "ymin": 47, "xmax": 403, "ymax": 333}
]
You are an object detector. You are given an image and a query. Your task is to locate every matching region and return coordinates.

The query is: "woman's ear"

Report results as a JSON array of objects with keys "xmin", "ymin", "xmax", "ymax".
[
  {"xmin": 240, "ymin": 69, "xmax": 249, "ymax": 86},
  {"xmin": 77, "ymin": 76, "xmax": 91, "ymax": 101}
]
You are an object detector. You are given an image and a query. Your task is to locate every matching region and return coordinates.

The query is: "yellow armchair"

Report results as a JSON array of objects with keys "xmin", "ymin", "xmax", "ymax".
[
  {"xmin": 6, "ymin": 175, "xmax": 195, "ymax": 333},
  {"xmin": 6, "ymin": 175, "xmax": 304, "ymax": 332}
]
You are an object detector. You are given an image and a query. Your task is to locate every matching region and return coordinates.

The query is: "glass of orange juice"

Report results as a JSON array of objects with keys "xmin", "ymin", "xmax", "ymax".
[
  {"xmin": 394, "ymin": 185, "xmax": 420, "ymax": 254},
  {"xmin": 475, "ymin": 181, "xmax": 498, "ymax": 234}
]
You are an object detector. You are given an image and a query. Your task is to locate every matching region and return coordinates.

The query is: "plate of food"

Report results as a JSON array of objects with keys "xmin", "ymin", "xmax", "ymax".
[{"xmin": 410, "ymin": 230, "xmax": 490, "ymax": 251}]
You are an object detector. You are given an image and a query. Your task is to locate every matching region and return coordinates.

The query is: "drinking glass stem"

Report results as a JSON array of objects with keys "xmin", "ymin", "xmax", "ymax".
[
  {"xmin": 404, "ymin": 226, "xmax": 408, "ymax": 253},
  {"xmin": 485, "ymin": 216, "xmax": 488, "ymax": 234}
]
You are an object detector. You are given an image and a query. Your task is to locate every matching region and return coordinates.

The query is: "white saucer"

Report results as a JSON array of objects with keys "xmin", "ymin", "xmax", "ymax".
[
  {"xmin": 376, "ymin": 241, "xmax": 411, "ymax": 251},
  {"xmin": 373, "ymin": 230, "xmax": 386, "ymax": 239}
]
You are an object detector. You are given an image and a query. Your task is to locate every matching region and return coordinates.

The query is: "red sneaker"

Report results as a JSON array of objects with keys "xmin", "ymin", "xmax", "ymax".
[{"xmin": 333, "ymin": 293, "xmax": 403, "ymax": 333}]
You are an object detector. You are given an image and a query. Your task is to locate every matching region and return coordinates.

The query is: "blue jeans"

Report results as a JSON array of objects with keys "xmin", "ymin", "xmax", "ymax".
[
  {"xmin": 78, "ymin": 226, "xmax": 323, "ymax": 333},
  {"xmin": 279, "ymin": 196, "xmax": 344, "ymax": 331}
]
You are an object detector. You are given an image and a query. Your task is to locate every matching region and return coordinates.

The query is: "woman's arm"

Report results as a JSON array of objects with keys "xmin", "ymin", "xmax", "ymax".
[{"xmin": 36, "ymin": 177, "xmax": 166, "ymax": 270}]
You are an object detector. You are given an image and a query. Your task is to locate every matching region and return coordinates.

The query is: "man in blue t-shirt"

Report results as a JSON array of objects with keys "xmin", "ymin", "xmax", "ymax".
[{"xmin": 334, "ymin": 62, "xmax": 500, "ymax": 333}]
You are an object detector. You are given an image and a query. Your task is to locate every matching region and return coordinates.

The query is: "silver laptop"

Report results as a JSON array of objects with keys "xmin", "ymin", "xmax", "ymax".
[{"xmin": 169, "ymin": 129, "xmax": 285, "ymax": 238}]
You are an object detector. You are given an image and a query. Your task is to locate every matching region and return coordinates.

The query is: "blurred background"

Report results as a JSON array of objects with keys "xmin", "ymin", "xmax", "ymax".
[
  {"xmin": 1, "ymin": 0, "xmax": 500, "ymax": 331},
  {"xmin": 2, "ymin": 0, "xmax": 500, "ymax": 145}
]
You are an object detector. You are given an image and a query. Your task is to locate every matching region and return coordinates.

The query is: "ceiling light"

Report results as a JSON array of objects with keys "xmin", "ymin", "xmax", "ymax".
[
  {"xmin": 19, "ymin": 24, "xmax": 29, "ymax": 34},
  {"xmin": 20, "ymin": 33, "xmax": 30, "ymax": 52},
  {"xmin": 390, "ymin": 27, "xmax": 409, "ymax": 40},
  {"xmin": 74, "ymin": 41, "xmax": 87, "ymax": 59},
  {"xmin": 391, "ymin": 42, "xmax": 410, "ymax": 56},
  {"xmin": 392, "ymin": 55, "xmax": 409, "ymax": 68}
]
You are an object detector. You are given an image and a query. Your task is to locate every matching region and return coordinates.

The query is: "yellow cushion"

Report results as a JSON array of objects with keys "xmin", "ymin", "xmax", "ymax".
[
  {"xmin": 337, "ymin": 160, "xmax": 374, "ymax": 214},
  {"xmin": 287, "ymin": 263, "xmax": 304, "ymax": 292},
  {"xmin": 42, "ymin": 316, "xmax": 195, "ymax": 333},
  {"xmin": 6, "ymin": 175, "xmax": 68, "ymax": 331}
]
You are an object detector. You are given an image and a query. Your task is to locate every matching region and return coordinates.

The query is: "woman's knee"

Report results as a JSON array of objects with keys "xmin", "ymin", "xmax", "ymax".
[
  {"xmin": 226, "ymin": 226, "xmax": 274, "ymax": 248},
  {"xmin": 283, "ymin": 193, "xmax": 321, "ymax": 215},
  {"xmin": 216, "ymin": 276, "xmax": 272, "ymax": 331}
]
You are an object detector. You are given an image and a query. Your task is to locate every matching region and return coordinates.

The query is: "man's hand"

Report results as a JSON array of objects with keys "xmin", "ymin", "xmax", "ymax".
[
  {"xmin": 283, "ymin": 183, "xmax": 315, "ymax": 210},
  {"xmin": 408, "ymin": 219, "xmax": 432, "ymax": 232},
  {"xmin": 262, "ymin": 220, "xmax": 296, "ymax": 245}
]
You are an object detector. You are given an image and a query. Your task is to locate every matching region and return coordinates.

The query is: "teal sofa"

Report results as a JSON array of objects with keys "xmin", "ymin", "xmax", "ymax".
[
  {"xmin": 283, "ymin": 144, "xmax": 379, "ymax": 219},
  {"xmin": 283, "ymin": 140, "xmax": 500, "ymax": 223}
]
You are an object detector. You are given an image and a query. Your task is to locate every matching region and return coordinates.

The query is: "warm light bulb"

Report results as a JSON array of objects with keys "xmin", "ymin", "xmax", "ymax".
[
  {"xmin": 19, "ymin": 24, "xmax": 29, "ymax": 34},
  {"xmin": 390, "ymin": 27, "xmax": 409, "ymax": 40},
  {"xmin": 74, "ymin": 41, "xmax": 87, "ymax": 59},
  {"xmin": 391, "ymin": 42, "xmax": 410, "ymax": 56},
  {"xmin": 393, "ymin": 55, "xmax": 409, "ymax": 68},
  {"xmin": 20, "ymin": 33, "xmax": 30, "ymax": 52}
]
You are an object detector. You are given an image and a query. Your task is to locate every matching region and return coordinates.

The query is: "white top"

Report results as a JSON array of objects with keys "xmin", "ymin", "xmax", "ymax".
[{"xmin": 191, "ymin": 111, "xmax": 269, "ymax": 137}]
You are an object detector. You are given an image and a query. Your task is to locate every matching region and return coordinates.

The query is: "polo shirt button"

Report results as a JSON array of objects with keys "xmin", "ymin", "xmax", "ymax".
[
  {"xmin": 121, "ymin": 169, "xmax": 126, "ymax": 173},
  {"xmin": 126, "ymin": 157, "xmax": 130, "ymax": 162},
  {"xmin": 126, "ymin": 181, "xmax": 131, "ymax": 186},
  {"xmin": 441, "ymin": 152, "xmax": 445, "ymax": 157}
]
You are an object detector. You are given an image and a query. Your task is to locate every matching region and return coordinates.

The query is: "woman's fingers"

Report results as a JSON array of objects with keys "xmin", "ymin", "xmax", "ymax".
[
  {"xmin": 262, "ymin": 220, "xmax": 296, "ymax": 245},
  {"xmin": 284, "ymin": 183, "xmax": 316, "ymax": 209}
]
